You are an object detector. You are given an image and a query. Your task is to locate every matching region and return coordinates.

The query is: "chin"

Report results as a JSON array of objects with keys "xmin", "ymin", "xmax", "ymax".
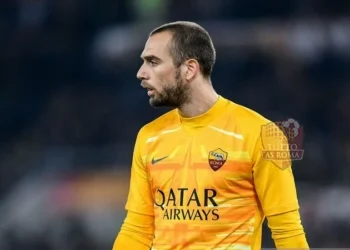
[
  {"xmin": 149, "ymin": 96, "xmax": 163, "ymax": 107},
  {"xmin": 149, "ymin": 98, "xmax": 163, "ymax": 108},
  {"xmin": 150, "ymin": 98, "xmax": 179, "ymax": 108}
]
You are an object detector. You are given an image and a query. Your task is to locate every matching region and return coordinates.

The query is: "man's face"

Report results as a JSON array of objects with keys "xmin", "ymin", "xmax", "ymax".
[{"xmin": 137, "ymin": 31, "xmax": 190, "ymax": 108}]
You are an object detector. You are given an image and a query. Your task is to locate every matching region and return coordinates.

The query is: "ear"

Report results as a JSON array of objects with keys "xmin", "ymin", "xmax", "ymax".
[{"xmin": 184, "ymin": 59, "xmax": 200, "ymax": 81}]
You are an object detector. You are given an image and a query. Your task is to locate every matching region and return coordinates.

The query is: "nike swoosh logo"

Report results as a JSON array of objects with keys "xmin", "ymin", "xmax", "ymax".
[{"xmin": 151, "ymin": 156, "xmax": 169, "ymax": 165}]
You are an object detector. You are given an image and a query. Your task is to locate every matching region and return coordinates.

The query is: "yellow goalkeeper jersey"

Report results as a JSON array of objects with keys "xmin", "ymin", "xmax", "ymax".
[{"xmin": 124, "ymin": 96, "xmax": 300, "ymax": 250}]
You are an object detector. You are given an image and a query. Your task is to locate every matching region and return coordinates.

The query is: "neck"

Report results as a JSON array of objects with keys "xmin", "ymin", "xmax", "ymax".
[{"xmin": 178, "ymin": 80, "xmax": 219, "ymax": 118}]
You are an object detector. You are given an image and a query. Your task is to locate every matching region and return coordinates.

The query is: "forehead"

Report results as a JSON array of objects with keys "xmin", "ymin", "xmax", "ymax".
[{"xmin": 141, "ymin": 31, "xmax": 173, "ymax": 59}]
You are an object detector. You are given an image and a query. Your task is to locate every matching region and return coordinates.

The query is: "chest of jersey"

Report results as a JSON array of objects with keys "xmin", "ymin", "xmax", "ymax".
[{"xmin": 146, "ymin": 127, "xmax": 256, "ymax": 215}]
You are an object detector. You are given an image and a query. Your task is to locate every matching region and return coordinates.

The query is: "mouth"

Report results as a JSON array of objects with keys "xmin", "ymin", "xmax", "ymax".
[
  {"xmin": 142, "ymin": 84, "xmax": 155, "ymax": 96},
  {"xmin": 147, "ymin": 88, "xmax": 155, "ymax": 96}
]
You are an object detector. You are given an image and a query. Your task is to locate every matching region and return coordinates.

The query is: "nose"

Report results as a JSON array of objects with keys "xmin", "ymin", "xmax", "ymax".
[{"xmin": 136, "ymin": 64, "xmax": 148, "ymax": 81}]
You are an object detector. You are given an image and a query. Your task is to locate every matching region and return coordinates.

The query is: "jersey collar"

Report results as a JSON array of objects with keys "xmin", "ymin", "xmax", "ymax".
[{"xmin": 178, "ymin": 96, "xmax": 229, "ymax": 127}]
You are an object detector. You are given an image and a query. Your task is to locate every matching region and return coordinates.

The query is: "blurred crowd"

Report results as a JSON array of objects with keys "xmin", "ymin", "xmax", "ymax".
[{"xmin": 0, "ymin": 0, "xmax": 350, "ymax": 249}]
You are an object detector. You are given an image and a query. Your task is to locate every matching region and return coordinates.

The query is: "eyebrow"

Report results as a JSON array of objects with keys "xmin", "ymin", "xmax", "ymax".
[{"xmin": 140, "ymin": 55, "xmax": 162, "ymax": 62}]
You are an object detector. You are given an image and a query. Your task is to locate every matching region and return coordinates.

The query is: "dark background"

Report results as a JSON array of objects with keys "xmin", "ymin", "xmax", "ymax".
[{"xmin": 0, "ymin": 0, "xmax": 349, "ymax": 249}]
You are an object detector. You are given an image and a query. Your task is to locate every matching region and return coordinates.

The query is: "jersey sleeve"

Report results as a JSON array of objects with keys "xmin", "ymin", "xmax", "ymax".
[
  {"xmin": 113, "ymin": 128, "xmax": 155, "ymax": 249},
  {"xmin": 125, "ymin": 128, "xmax": 154, "ymax": 216},
  {"xmin": 267, "ymin": 209, "xmax": 309, "ymax": 248},
  {"xmin": 252, "ymin": 122, "xmax": 300, "ymax": 216}
]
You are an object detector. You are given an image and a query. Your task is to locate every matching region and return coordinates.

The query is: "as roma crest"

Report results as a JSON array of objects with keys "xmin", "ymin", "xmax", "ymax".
[{"xmin": 208, "ymin": 148, "xmax": 228, "ymax": 171}]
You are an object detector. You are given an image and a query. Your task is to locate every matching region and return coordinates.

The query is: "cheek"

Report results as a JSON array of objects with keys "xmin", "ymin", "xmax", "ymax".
[
  {"xmin": 153, "ymin": 68, "xmax": 172, "ymax": 89},
  {"xmin": 157, "ymin": 66, "xmax": 176, "ymax": 81}
]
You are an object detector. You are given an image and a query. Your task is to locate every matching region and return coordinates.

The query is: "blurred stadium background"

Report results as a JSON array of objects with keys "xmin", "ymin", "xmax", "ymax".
[{"xmin": 1, "ymin": 0, "xmax": 350, "ymax": 249}]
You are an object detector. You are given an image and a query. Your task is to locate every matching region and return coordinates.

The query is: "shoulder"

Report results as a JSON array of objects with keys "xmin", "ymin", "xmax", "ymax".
[
  {"xmin": 226, "ymin": 100, "xmax": 271, "ymax": 130},
  {"xmin": 222, "ymin": 99, "xmax": 276, "ymax": 152},
  {"xmin": 137, "ymin": 109, "xmax": 180, "ymax": 140}
]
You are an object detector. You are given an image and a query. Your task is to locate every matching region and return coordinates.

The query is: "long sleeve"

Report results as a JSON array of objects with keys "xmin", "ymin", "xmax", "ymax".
[
  {"xmin": 252, "ymin": 122, "xmax": 300, "ymax": 217},
  {"xmin": 267, "ymin": 209, "xmax": 309, "ymax": 249},
  {"xmin": 113, "ymin": 129, "xmax": 155, "ymax": 249},
  {"xmin": 252, "ymin": 122, "xmax": 309, "ymax": 248},
  {"xmin": 113, "ymin": 211, "xmax": 154, "ymax": 249}
]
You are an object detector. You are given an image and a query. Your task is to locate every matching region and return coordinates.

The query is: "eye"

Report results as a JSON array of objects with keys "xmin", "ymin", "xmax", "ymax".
[{"xmin": 148, "ymin": 60, "xmax": 158, "ymax": 66}]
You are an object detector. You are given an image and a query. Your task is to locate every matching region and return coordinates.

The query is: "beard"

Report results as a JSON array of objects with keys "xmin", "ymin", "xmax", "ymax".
[{"xmin": 149, "ymin": 69, "xmax": 190, "ymax": 108}]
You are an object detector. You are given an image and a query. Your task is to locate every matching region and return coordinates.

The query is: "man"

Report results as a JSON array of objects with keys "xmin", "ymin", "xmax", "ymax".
[{"xmin": 113, "ymin": 21, "xmax": 309, "ymax": 250}]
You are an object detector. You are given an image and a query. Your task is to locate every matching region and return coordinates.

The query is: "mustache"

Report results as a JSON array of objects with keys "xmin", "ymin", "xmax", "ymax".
[{"xmin": 141, "ymin": 82, "xmax": 154, "ymax": 89}]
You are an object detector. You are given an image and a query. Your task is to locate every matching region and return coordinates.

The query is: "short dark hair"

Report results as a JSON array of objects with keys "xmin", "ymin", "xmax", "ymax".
[{"xmin": 150, "ymin": 21, "xmax": 216, "ymax": 78}]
